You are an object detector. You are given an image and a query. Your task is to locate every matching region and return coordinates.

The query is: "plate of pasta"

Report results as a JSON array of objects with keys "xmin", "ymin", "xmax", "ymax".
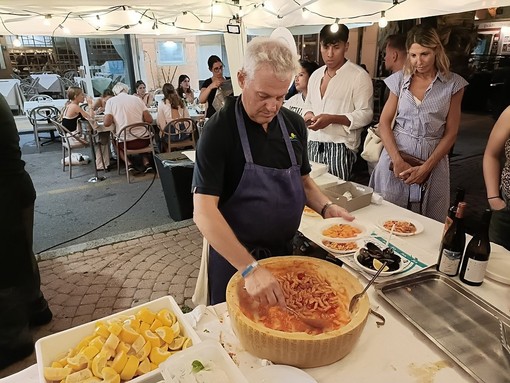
[
  {"xmin": 321, "ymin": 238, "xmax": 366, "ymax": 255},
  {"xmin": 319, "ymin": 218, "xmax": 367, "ymax": 241},
  {"xmin": 377, "ymin": 217, "xmax": 424, "ymax": 236}
]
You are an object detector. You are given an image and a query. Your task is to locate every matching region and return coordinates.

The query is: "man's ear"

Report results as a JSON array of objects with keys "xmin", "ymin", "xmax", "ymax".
[
  {"xmin": 344, "ymin": 41, "xmax": 350, "ymax": 53},
  {"xmin": 237, "ymin": 70, "xmax": 245, "ymax": 90},
  {"xmin": 392, "ymin": 50, "xmax": 398, "ymax": 62}
]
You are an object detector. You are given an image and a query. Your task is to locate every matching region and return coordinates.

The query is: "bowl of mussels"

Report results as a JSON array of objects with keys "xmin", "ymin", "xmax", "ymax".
[{"xmin": 354, "ymin": 241, "xmax": 409, "ymax": 276}]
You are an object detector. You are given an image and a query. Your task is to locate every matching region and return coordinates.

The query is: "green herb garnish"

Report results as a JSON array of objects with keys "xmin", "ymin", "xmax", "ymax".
[{"xmin": 191, "ymin": 360, "xmax": 205, "ymax": 373}]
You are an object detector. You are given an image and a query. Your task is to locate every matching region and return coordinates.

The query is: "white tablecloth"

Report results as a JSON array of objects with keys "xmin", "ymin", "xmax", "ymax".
[
  {"xmin": 23, "ymin": 99, "xmax": 67, "ymax": 114},
  {"xmin": 3, "ymin": 179, "xmax": 509, "ymax": 383},
  {"xmin": 0, "ymin": 79, "xmax": 22, "ymax": 110},
  {"xmin": 31, "ymin": 74, "xmax": 61, "ymax": 93}
]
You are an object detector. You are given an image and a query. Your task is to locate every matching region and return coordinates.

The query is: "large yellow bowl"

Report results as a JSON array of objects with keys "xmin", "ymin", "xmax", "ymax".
[{"xmin": 226, "ymin": 256, "xmax": 370, "ymax": 368}]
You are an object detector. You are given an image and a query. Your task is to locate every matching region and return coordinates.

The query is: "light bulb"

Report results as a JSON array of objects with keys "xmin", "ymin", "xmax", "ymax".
[
  {"xmin": 379, "ymin": 11, "xmax": 388, "ymax": 28},
  {"xmin": 302, "ymin": 8, "xmax": 309, "ymax": 18},
  {"xmin": 43, "ymin": 14, "xmax": 52, "ymax": 26},
  {"xmin": 330, "ymin": 22, "xmax": 339, "ymax": 33},
  {"xmin": 13, "ymin": 37, "xmax": 21, "ymax": 47}
]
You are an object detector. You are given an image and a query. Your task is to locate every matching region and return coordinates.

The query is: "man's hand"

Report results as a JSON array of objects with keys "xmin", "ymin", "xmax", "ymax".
[
  {"xmin": 244, "ymin": 266, "xmax": 285, "ymax": 306},
  {"xmin": 306, "ymin": 114, "xmax": 331, "ymax": 131},
  {"xmin": 323, "ymin": 204, "xmax": 355, "ymax": 221}
]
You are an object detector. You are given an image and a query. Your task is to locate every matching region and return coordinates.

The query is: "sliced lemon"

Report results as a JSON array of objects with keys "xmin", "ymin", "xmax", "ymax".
[
  {"xmin": 108, "ymin": 322, "xmax": 122, "ymax": 337},
  {"xmin": 102, "ymin": 375, "xmax": 121, "ymax": 383},
  {"xmin": 65, "ymin": 368, "xmax": 93, "ymax": 383},
  {"xmin": 119, "ymin": 325, "xmax": 139, "ymax": 344},
  {"xmin": 94, "ymin": 323, "xmax": 110, "ymax": 339},
  {"xmin": 66, "ymin": 354, "xmax": 89, "ymax": 371},
  {"xmin": 115, "ymin": 341, "xmax": 130, "ymax": 355},
  {"xmin": 101, "ymin": 366, "xmax": 118, "ymax": 380},
  {"xmin": 124, "ymin": 318, "xmax": 141, "ymax": 331},
  {"xmin": 170, "ymin": 321, "xmax": 180, "ymax": 337},
  {"xmin": 136, "ymin": 358, "xmax": 151, "ymax": 376},
  {"xmin": 51, "ymin": 361, "xmax": 64, "ymax": 368},
  {"xmin": 119, "ymin": 355, "xmax": 139, "ymax": 381},
  {"xmin": 141, "ymin": 329, "xmax": 161, "ymax": 348},
  {"xmin": 181, "ymin": 337, "xmax": 192, "ymax": 349},
  {"xmin": 131, "ymin": 334, "xmax": 146, "ymax": 354},
  {"xmin": 155, "ymin": 326, "xmax": 175, "ymax": 344},
  {"xmin": 149, "ymin": 362, "xmax": 158, "ymax": 371},
  {"xmin": 43, "ymin": 366, "xmax": 72, "ymax": 381},
  {"xmin": 149, "ymin": 318, "xmax": 163, "ymax": 332},
  {"xmin": 91, "ymin": 352, "xmax": 108, "ymax": 378},
  {"xmin": 149, "ymin": 346, "xmax": 172, "ymax": 366},
  {"xmin": 136, "ymin": 308, "xmax": 156, "ymax": 325},
  {"xmin": 168, "ymin": 336, "xmax": 186, "ymax": 351},
  {"xmin": 103, "ymin": 333, "xmax": 120, "ymax": 351},
  {"xmin": 135, "ymin": 340, "xmax": 152, "ymax": 361},
  {"xmin": 110, "ymin": 350, "xmax": 128, "ymax": 374},
  {"xmin": 80, "ymin": 345, "xmax": 100, "ymax": 361},
  {"xmin": 73, "ymin": 335, "xmax": 95, "ymax": 354},
  {"xmin": 373, "ymin": 259, "xmax": 389, "ymax": 272},
  {"xmin": 89, "ymin": 336, "xmax": 105, "ymax": 351},
  {"xmin": 156, "ymin": 309, "xmax": 175, "ymax": 327},
  {"xmin": 139, "ymin": 321, "xmax": 150, "ymax": 333},
  {"xmin": 82, "ymin": 377, "xmax": 102, "ymax": 383}
]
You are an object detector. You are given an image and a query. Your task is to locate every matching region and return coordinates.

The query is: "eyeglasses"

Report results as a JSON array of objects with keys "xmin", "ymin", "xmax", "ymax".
[{"xmin": 212, "ymin": 65, "xmax": 223, "ymax": 72}]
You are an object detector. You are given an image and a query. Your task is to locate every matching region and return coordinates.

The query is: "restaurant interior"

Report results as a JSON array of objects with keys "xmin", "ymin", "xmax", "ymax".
[{"xmin": 0, "ymin": 0, "xmax": 509, "ymax": 382}]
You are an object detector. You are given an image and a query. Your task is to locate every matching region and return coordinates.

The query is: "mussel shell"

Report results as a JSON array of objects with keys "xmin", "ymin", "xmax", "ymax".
[{"xmin": 358, "ymin": 243, "xmax": 401, "ymax": 271}]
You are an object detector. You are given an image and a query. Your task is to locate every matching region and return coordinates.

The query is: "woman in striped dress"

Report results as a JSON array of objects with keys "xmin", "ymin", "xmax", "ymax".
[{"xmin": 369, "ymin": 25, "xmax": 468, "ymax": 221}]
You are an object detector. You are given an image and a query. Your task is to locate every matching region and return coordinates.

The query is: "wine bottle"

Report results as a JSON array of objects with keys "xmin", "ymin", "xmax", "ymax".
[
  {"xmin": 443, "ymin": 188, "xmax": 465, "ymax": 236},
  {"xmin": 459, "ymin": 209, "xmax": 492, "ymax": 286},
  {"xmin": 437, "ymin": 201, "xmax": 467, "ymax": 276}
]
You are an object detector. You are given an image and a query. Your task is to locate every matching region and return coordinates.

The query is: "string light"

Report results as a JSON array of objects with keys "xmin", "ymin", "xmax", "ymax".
[
  {"xmin": 378, "ymin": 11, "xmax": 388, "ymax": 28},
  {"xmin": 13, "ymin": 36, "xmax": 21, "ymax": 47},
  {"xmin": 330, "ymin": 18, "xmax": 339, "ymax": 33},
  {"xmin": 59, "ymin": 24, "xmax": 70, "ymax": 34},
  {"xmin": 43, "ymin": 14, "xmax": 52, "ymax": 26},
  {"xmin": 302, "ymin": 8, "xmax": 309, "ymax": 18}
]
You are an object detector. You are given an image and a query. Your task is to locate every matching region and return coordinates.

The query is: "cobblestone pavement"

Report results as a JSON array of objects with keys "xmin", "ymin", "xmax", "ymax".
[{"xmin": 0, "ymin": 223, "xmax": 201, "ymax": 379}]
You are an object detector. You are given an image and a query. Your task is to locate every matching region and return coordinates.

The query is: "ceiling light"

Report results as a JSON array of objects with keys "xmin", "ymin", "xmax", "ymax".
[
  {"xmin": 379, "ymin": 11, "xmax": 388, "ymax": 28},
  {"xmin": 330, "ymin": 18, "xmax": 339, "ymax": 33},
  {"xmin": 59, "ymin": 24, "xmax": 70, "ymax": 34},
  {"xmin": 43, "ymin": 14, "xmax": 52, "ymax": 26},
  {"xmin": 13, "ymin": 37, "xmax": 22, "ymax": 47}
]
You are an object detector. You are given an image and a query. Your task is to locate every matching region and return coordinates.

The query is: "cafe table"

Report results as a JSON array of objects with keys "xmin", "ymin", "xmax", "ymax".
[
  {"xmin": 3, "ymin": 180, "xmax": 509, "ymax": 383},
  {"xmin": 23, "ymin": 99, "xmax": 67, "ymax": 114},
  {"xmin": 0, "ymin": 79, "xmax": 23, "ymax": 112},
  {"xmin": 30, "ymin": 73, "xmax": 61, "ymax": 93}
]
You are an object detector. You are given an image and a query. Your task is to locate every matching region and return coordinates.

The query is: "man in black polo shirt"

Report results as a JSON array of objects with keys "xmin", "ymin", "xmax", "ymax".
[{"xmin": 192, "ymin": 37, "xmax": 354, "ymax": 305}]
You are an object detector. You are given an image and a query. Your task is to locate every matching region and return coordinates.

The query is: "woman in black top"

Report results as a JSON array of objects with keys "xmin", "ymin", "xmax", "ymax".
[
  {"xmin": 199, "ymin": 55, "xmax": 230, "ymax": 118},
  {"xmin": 61, "ymin": 86, "xmax": 94, "ymax": 132}
]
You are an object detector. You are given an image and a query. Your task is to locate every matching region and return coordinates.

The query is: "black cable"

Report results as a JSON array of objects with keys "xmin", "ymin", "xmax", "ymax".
[{"xmin": 36, "ymin": 171, "xmax": 157, "ymax": 254}]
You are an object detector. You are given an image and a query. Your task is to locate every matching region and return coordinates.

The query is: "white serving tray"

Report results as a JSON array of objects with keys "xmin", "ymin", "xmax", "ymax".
[{"xmin": 35, "ymin": 296, "xmax": 202, "ymax": 383}]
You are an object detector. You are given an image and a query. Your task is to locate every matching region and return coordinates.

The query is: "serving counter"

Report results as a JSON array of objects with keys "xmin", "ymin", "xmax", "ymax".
[{"xmin": 2, "ymin": 178, "xmax": 509, "ymax": 383}]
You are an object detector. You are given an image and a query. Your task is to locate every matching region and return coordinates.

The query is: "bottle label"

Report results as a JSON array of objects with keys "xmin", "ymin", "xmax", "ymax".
[
  {"xmin": 438, "ymin": 249, "xmax": 462, "ymax": 275},
  {"xmin": 463, "ymin": 259, "xmax": 489, "ymax": 283}
]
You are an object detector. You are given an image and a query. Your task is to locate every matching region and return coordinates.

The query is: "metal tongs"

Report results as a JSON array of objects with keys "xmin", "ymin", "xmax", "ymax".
[{"xmin": 500, "ymin": 321, "xmax": 510, "ymax": 358}]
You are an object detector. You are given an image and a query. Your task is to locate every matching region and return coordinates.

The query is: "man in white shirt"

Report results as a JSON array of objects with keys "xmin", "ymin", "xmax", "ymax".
[
  {"xmin": 303, "ymin": 24, "xmax": 373, "ymax": 180},
  {"xmin": 104, "ymin": 82, "xmax": 154, "ymax": 174}
]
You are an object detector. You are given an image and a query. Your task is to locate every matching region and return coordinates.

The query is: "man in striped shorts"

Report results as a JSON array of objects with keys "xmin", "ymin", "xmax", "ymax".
[{"xmin": 303, "ymin": 24, "xmax": 373, "ymax": 180}]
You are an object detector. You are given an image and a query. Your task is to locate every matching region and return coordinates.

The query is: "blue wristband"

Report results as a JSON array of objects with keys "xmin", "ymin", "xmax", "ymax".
[{"xmin": 241, "ymin": 261, "xmax": 259, "ymax": 278}]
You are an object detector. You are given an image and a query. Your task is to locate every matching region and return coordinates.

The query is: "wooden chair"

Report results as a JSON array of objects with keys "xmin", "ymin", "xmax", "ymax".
[
  {"xmin": 114, "ymin": 123, "xmax": 157, "ymax": 183},
  {"xmin": 50, "ymin": 119, "xmax": 90, "ymax": 179},
  {"xmin": 28, "ymin": 105, "xmax": 61, "ymax": 152},
  {"xmin": 161, "ymin": 118, "xmax": 197, "ymax": 153}
]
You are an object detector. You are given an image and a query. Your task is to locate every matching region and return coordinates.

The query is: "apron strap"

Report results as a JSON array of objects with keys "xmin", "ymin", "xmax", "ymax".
[{"xmin": 235, "ymin": 98, "xmax": 299, "ymax": 167}]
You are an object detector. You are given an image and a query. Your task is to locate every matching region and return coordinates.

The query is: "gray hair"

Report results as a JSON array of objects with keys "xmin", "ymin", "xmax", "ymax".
[
  {"xmin": 242, "ymin": 36, "xmax": 299, "ymax": 82},
  {"xmin": 112, "ymin": 82, "xmax": 129, "ymax": 95}
]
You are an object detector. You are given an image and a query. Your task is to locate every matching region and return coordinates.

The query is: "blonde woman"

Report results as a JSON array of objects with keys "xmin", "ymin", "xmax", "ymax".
[
  {"xmin": 369, "ymin": 24, "xmax": 468, "ymax": 221},
  {"xmin": 61, "ymin": 87, "xmax": 94, "ymax": 133}
]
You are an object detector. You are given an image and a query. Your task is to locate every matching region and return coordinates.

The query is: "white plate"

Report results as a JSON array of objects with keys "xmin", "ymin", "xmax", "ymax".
[
  {"xmin": 377, "ymin": 217, "xmax": 424, "ymax": 236},
  {"xmin": 486, "ymin": 249, "xmax": 510, "ymax": 285},
  {"xmin": 247, "ymin": 365, "xmax": 317, "ymax": 383},
  {"xmin": 319, "ymin": 218, "xmax": 368, "ymax": 241},
  {"xmin": 353, "ymin": 246, "xmax": 410, "ymax": 276},
  {"xmin": 320, "ymin": 238, "xmax": 366, "ymax": 255}
]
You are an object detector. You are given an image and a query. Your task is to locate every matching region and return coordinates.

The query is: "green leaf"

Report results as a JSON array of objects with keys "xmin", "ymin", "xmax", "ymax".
[{"xmin": 191, "ymin": 360, "xmax": 205, "ymax": 373}]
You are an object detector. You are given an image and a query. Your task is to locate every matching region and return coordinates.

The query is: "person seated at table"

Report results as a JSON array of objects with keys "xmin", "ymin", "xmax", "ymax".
[
  {"xmin": 61, "ymin": 86, "xmax": 94, "ymax": 133},
  {"xmin": 157, "ymin": 83, "xmax": 190, "ymax": 151},
  {"xmin": 134, "ymin": 80, "xmax": 154, "ymax": 107},
  {"xmin": 177, "ymin": 74, "xmax": 195, "ymax": 105},
  {"xmin": 104, "ymin": 82, "xmax": 154, "ymax": 175},
  {"xmin": 92, "ymin": 88, "xmax": 114, "ymax": 114}
]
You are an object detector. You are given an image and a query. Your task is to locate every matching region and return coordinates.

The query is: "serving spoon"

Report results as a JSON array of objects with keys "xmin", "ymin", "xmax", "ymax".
[{"xmin": 349, "ymin": 260, "xmax": 388, "ymax": 313}]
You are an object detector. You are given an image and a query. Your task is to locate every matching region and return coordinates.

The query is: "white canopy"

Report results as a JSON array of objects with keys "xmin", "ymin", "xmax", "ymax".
[{"xmin": 1, "ymin": 0, "xmax": 510, "ymax": 36}]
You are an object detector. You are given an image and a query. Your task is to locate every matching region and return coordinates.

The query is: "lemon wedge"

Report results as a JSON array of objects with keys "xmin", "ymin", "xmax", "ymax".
[
  {"xmin": 373, "ymin": 259, "xmax": 389, "ymax": 272},
  {"xmin": 181, "ymin": 337, "xmax": 192, "ymax": 349},
  {"xmin": 168, "ymin": 336, "xmax": 186, "ymax": 351},
  {"xmin": 155, "ymin": 326, "xmax": 175, "ymax": 344}
]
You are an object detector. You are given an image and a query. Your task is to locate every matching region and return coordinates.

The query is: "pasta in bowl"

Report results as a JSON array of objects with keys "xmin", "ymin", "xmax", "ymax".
[{"xmin": 226, "ymin": 256, "xmax": 370, "ymax": 368}]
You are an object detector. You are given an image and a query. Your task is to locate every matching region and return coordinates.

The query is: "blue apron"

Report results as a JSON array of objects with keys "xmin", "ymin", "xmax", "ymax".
[{"xmin": 208, "ymin": 99, "xmax": 306, "ymax": 304}]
